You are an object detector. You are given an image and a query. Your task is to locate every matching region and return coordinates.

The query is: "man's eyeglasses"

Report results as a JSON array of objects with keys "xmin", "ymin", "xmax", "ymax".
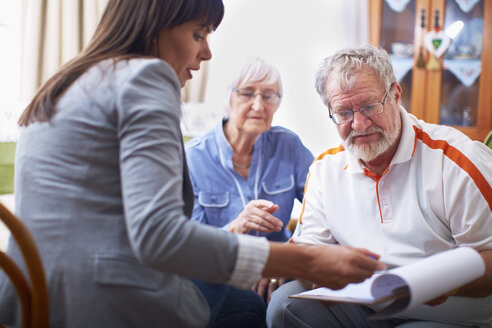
[
  {"xmin": 329, "ymin": 88, "xmax": 390, "ymax": 125},
  {"xmin": 232, "ymin": 88, "xmax": 281, "ymax": 105}
]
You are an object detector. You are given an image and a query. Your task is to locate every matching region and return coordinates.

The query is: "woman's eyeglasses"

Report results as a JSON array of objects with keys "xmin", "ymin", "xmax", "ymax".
[{"xmin": 232, "ymin": 88, "xmax": 281, "ymax": 105}]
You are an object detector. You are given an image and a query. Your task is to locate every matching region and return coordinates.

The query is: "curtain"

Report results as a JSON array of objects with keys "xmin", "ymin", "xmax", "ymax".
[
  {"xmin": 181, "ymin": 62, "xmax": 209, "ymax": 103},
  {"xmin": 341, "ymin": 0, "xmax": 369, "ymax": 47},
  {"xmin": 20, "ymin": 0, "xmax": 108, "ymax": 101}
]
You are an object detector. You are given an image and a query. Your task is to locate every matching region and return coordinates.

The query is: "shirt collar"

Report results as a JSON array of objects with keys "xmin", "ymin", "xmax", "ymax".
[
  {"xmin": 345, "ymin": 148, "xmax": 364, "ymax": 174},
  {"xmin": 391, "ymin": 106, "xmax": 417, "ymax": 165}
]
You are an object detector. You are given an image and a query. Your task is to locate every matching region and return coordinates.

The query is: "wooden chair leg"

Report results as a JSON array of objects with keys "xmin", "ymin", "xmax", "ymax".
[
  {"xmin": 0, "ymin": 202, "xmax": 49, "ymax": 327},
  {"xmin": 0, "ymin": 251, "xmax": 31, "ymax": 328}
]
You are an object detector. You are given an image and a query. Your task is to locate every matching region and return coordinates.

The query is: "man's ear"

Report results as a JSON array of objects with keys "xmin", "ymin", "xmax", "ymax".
[{"xmin": 393, "ymin": 83, "xmax": 402, "ymax": 103}]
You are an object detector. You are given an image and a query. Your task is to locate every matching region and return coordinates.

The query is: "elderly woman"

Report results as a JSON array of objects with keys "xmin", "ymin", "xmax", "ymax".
[{"xmin": 186, "ymin": 58, "xmax": 314, "ymax": 302}]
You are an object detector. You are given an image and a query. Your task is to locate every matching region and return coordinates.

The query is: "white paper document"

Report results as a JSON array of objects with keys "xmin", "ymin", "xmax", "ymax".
[{"xmin": 289, "ymin": 247, "xmax": 485, "ymax": 319}]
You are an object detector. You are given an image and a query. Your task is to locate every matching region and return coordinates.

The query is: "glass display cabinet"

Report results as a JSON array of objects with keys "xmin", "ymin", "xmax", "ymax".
[{"xmin": 369, "ymin": 0, "xmax": 492, "ymax": 141}]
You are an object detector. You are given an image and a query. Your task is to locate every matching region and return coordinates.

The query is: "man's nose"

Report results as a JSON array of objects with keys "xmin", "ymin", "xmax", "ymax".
[{"xmin": 351, "ymin": 110, "xmax": 372, "ymax": 131}]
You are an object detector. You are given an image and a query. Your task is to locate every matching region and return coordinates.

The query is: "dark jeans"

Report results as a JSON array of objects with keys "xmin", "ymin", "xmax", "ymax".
[{"xmin": 191, "ymin": 279, "xmax": 266, "ymax": 328}]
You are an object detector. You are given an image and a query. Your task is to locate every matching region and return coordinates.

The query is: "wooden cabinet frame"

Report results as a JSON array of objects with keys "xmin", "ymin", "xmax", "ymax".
[{"xmin": 369, "ymin": 0, "xmax": 492, "ymax": 141}]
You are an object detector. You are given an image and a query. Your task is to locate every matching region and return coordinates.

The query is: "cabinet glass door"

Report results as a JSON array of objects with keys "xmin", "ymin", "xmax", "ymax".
[
  {"xmin": 440, "ymin": 0, "xmax": 483, "ymax": 127},
  {"xmin": 380, "ymin": 0, "xmax": 416, "ymax": 112}
]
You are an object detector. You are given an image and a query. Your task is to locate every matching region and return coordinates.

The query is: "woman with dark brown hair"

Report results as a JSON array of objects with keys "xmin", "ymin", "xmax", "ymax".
[{"xmin": 0, "ymin": 1, "xmax": 384, "ymax": 327}]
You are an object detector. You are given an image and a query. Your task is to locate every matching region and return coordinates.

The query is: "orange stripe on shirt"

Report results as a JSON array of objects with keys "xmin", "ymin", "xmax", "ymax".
[
  {"xmin": 315, "ymin": 144, "xmax": 345, "ymax": 161},
  {"xmin": 299, "ymin": 145, "xmax": 345, "ymax": 225},
  {"xmin": 414, "ymin": 126, "xmax": 492, "ymax": 211},
  {"xmin": 298, "ymin": 172, "xmax": 311, "ymax": 225},
  {"xmin": 363, "ymin": 168, "xmax": 384, "ymax": 223}
]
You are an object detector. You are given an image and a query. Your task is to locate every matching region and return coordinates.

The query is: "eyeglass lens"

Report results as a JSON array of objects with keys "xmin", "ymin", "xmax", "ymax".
[
  {"xmin": 233, "ymin": 88, "xmax": 280, "ymax": 104},
  {"xmin": 331, "ymin": 89, "xmax": 389, "ymax": 124}
]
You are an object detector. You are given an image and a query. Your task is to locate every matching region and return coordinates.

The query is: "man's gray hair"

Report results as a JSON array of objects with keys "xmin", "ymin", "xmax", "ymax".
[{"xmin": 315, "ymin": 45, "xmax": 396, "ymax": 108}]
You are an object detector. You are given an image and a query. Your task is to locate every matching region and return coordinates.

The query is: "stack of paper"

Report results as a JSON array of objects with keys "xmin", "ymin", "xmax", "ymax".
[{"xmin": 290, "ymin": 247, "xmax": 485, "ymax": 319}]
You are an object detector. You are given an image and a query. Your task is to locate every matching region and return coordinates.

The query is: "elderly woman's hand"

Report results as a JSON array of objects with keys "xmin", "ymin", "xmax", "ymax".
[
  {"xmin": 252, "ymin": 277, "xmax": 286, "ymax": 304},
  {"xmin": 229, "ymin": 199, "xmax": 282, "ymax": 234}
]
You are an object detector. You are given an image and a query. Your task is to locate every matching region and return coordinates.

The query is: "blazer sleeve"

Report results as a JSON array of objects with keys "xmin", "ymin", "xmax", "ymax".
[{"xmin": 116, "ymin": 59, "xmax": 244, "ymax": 283}]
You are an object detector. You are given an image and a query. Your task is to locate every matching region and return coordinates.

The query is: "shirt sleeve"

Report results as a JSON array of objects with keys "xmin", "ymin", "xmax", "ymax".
[
  {"xmin": 444, "ymin": 141, "xmax": 492, "ymax": 251},
  {"xmin": 116, "ymin": 59, "xmax": 268, "ymax": 285},
  {"xmin": 292, "ymin": 161, "xmax": 338, "ymax": 246}
]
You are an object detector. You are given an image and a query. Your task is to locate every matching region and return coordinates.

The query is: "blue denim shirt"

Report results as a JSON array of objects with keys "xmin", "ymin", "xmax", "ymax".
[{"xmin": 185, "ymin": 120, "xmax": 314, "ymax": 241}]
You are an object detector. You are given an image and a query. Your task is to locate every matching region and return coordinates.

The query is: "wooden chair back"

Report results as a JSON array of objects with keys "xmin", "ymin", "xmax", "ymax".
[{"xmin": 0, "ymin": 202, "xmax": 49, "ymax": 328}]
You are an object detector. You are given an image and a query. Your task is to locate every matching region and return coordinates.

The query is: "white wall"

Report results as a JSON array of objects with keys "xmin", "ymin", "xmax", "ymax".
[
  {"xmin": 200, "ymin": 0, "xmax": 368, "ymax": 156},
  {"xmin": 0, "ymin": 0, "xmax": 22, "ymax": 142}
]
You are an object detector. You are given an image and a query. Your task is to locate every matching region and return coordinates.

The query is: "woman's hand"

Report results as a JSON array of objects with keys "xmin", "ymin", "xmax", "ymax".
[
  {"xmin": 263, "ymin": 243, "xmax": 385, "ymax": 291},
  {"xmin": 305, "ymin": 245, "xmax": 384, "ymax": 289},
  {"xmin": 229, "ymin": 200, "xmax": 282, "ymax": 234},
  {"xmin": 252, "ymin": 277, "xmax": 286, "ymax": 304}
]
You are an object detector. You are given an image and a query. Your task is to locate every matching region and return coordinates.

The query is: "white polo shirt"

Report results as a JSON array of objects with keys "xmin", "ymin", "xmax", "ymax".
[{"xmin": 293, "ymin": 108, "xmax": 492, "ymax": 325}]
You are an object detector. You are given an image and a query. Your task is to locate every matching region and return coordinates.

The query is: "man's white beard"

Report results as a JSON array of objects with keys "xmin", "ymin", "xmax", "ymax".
[{"xmin": 343, "ymin": 118, "xmax": 401, "ymax": 162}]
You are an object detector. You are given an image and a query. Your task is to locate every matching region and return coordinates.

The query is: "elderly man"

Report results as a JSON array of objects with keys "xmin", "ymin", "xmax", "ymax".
[{"xmin": 266, "ymin": 46, "xmax": 492, "ymax": 327}]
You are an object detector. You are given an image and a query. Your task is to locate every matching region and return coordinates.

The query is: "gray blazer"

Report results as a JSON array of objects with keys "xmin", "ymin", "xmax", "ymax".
[{"xmin": 0, "ymin": 59, "xmax": 240, "ymax": 327}]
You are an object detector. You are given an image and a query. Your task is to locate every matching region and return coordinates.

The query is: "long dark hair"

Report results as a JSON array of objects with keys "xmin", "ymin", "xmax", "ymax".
[{"xmin": 19, "ymin": 0, "xmax": 224, "ymax": 126}]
